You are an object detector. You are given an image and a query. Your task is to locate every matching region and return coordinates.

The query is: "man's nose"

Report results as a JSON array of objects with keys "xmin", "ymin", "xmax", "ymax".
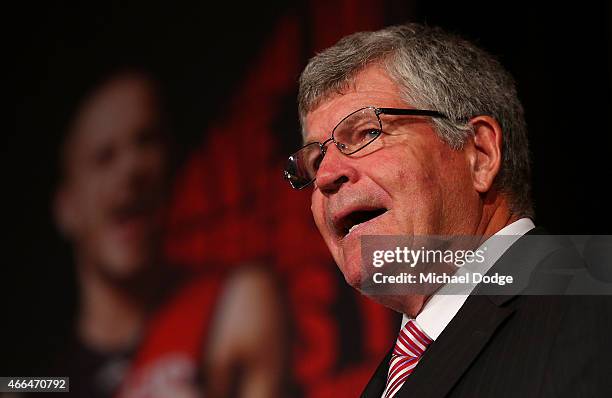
[
  {"xmin": 315, "ymin": 144, "xmax": 358, "ymax": 194},
  {"xmin": 118, "ymin": 150, "xmax": 151, "ymax": 191}
]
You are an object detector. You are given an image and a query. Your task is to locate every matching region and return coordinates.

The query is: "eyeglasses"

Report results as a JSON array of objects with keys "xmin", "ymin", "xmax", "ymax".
[{"xmin": 284, "ymin": 106, "xmax": 447, "ymax": 189}]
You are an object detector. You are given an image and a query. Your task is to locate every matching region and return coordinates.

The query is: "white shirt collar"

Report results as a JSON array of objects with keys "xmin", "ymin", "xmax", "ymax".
[{"xmin": 401, "ymin": 218, "xmax": 536, "ymax": 340}]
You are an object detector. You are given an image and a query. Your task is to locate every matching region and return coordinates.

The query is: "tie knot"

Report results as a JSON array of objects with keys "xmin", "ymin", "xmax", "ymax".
[{"xmin": 393, "ymin": 319, "xmax": 432, "ymax": 358}]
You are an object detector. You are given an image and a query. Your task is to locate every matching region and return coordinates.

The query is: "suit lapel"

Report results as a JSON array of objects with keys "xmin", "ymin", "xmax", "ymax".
[
  {"xmin": 360, "ymin": 296, "xmax": 516, "ymax": 398},
  {"xmin": 360, "ymin": 349, "xmax": 392, "ymax": 398},
  {"xmin": 393, "ymin": 229, "xmax": 551, "ymax": 397},
  {"xmin": 395, "ymin": 295, "xmax": 515, "ymax": 397}
]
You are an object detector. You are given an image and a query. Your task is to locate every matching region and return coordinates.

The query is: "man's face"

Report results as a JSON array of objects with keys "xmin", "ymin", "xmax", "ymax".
[
  {"xmin": 56, "ymin": 74, "xmax": 169, "ymax": 281},
  {"xmin": 304, "ymin": 66, "xmax": 478, "ymax": 289}
]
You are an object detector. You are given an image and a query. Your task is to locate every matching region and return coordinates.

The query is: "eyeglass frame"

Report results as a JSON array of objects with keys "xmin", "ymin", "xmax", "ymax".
[{"xmin": 284, "ymin": 106, "xmax": 448, "ymax": 190}]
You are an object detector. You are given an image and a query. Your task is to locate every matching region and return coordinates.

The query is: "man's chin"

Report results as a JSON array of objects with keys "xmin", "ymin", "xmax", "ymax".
[
  {"xmin": 343, "ymin": 271, "xmax": 364, "ymax": 290},
  {"xmin": 336, "ymin": 252, "xmax": 365, "ymax": 287}
]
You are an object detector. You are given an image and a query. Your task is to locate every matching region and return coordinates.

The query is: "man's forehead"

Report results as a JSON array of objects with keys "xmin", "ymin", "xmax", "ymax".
[{"xmin": 302, "ymin": 67, "xmax": 406, "ymax": 143}]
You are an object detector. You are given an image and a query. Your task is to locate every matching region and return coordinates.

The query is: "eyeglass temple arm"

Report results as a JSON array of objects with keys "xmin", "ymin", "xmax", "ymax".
[{"xmin": 376, "ymin": 108, "xmax": 448, "ymax": 119}]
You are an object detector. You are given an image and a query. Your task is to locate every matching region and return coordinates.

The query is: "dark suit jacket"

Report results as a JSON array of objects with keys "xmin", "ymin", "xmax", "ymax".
[{"xmin": 361, "ymin": 229, "xmax": 612, "ymax": 398}]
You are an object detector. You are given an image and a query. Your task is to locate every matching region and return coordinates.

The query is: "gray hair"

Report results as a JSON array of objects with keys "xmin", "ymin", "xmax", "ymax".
[{"xmin": 298, "ymin": 23, "xmax": 533, "ymax": 218}]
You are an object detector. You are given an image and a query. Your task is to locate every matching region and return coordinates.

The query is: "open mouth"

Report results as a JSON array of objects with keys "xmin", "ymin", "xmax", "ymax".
[
  {"xmin": 336, "ymin": 208, "xmax": 388, "ymax": 238},
  {"xmin": 109, "ymin": 196, "xmax": 157, "ymax": 229}
]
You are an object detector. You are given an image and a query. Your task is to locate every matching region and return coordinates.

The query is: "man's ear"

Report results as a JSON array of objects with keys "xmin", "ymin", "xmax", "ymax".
[
  {"xmin": 466, "ymin": 115, "xmax": 502, "ymax": 193},
  {"xmin": 53, "ymin": 187, "xmax": 77, "ymax": 239}
]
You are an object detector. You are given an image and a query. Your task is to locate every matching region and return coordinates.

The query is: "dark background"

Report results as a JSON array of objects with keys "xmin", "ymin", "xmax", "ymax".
[{"xmin": 7, "ymin": 0, "xmax": 612, "ymax": 392}]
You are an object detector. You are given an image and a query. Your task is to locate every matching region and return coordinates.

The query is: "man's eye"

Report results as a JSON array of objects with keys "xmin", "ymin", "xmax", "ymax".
[{"xmin": 362, "ymin": 129, "xmax": 382, "ymax": 141}]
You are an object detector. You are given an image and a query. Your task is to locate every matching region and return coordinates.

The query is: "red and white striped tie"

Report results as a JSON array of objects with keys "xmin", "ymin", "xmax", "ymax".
[{"xmin": 383, "ymin": 319, "xmax": 433, "ymax": 398}]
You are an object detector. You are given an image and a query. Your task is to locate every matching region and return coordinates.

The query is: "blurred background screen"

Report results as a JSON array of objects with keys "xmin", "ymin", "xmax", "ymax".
[{"xmin": 6, "ymin": 1, "xmax": 612, "ymax": 397}]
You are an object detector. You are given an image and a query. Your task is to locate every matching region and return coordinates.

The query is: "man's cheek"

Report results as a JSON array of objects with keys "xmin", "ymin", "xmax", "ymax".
[
  {"xmin": 310, "ymin": 199, "xmax": 332, "ymax": 240},
  {"xmin": 310, "ymin": 203, "xmax": 326, "ymax": 234}
]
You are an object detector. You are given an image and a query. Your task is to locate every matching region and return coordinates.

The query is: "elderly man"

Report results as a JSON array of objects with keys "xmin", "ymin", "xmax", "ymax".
[{"xmin": 284, "ymin": 24, "xmax": 610, "ymax": 397}]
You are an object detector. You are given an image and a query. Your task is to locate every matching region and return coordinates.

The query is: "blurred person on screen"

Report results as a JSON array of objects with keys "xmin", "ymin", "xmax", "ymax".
[{"xmin": 50, "ymin": 69, "xmax": 286, "ymax": 398}]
